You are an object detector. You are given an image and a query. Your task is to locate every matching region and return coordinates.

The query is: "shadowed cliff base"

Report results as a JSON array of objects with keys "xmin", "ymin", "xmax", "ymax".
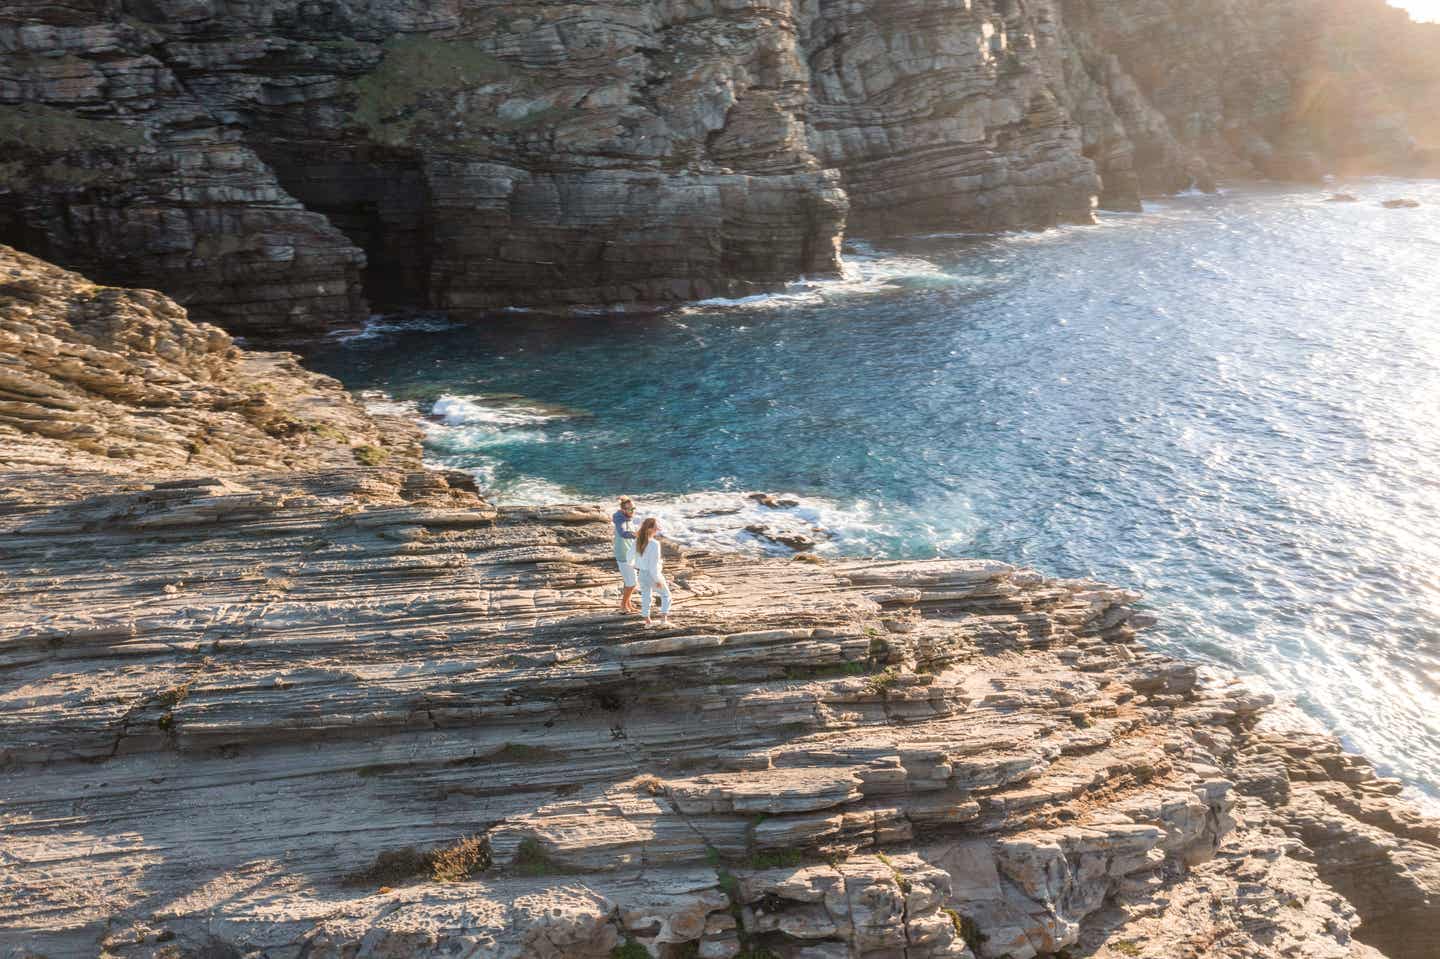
[
  {"xmin": 1, "ymin": 0, "xmax": 1437, "ymax": 334},
  {"xmin": 3, "ymin": 245, "xmax": 1440, "ymax": 958}
]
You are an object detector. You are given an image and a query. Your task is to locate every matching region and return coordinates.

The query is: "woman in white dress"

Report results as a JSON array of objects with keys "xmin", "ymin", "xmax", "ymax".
[{"xmin": 633, "ymin": 517, "xmax": 672, "ymax": 627}]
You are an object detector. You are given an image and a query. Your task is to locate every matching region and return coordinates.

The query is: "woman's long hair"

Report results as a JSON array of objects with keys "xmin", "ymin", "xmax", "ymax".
[{"xmin": 636, "ymin": 517, "xmax": 658, "ymax": 557}]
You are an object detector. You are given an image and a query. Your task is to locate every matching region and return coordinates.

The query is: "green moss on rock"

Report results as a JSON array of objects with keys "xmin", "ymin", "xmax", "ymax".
[
  {"xmin": 0, "ymin": 105, "xmax": 147, "ymax": 152},
  {"xmin": 352, "ymin": 37, "xmax": 515, "ymax": 145}
]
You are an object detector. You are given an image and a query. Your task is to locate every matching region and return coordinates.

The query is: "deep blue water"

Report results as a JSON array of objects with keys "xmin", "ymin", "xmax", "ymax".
[{"xmin": 308, "ymin": 180, "xmax": 1440, "ymax": 809}]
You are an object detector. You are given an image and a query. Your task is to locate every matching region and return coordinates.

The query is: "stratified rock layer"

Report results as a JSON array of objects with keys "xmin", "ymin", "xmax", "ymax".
[
  {"xmin": 2, "ymin": 0, "xmax": 1437, "ymax": 331},
  {"xmin": 2, "ymin": 254, "xmax": 1437, "ymax": 959},
  {"xmin": 0, "ymin": 470, "xmax": 1426, "ymax": 959},
  {"xmin": 0, "ymin": 244, "xmax": 417, "ymax": 473}
]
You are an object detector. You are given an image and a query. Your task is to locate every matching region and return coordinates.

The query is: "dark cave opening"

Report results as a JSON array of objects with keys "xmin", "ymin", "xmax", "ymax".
[
  {"xmin": 256, "ymin": 144, "xmax": 433, "ymax": 312},
  {"xmin": 0, "ymin": 207, "xmax": 57, "ymax": 268}
]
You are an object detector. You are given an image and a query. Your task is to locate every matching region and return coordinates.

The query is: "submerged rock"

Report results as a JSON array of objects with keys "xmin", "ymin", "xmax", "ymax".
[
  {"xmin": 1382, "ymin": 198, "xmax": 1422, "ymax": 209},
  {"xmin": 749, "ymin": 492, "xmax": 802, "ymax": 509},
  {"xmin": 746, "ymin": 523, "xmax": 819, "ymax": 551},
  {"xmin": 1327, "ymin": 193, "xmax": 1361, "ymax": 202}
]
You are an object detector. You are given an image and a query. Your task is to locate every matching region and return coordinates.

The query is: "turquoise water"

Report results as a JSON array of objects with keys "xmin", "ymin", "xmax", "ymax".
[{"xmin": 308, "ymin": 180, "xmax": 1440, "ymax": 809}]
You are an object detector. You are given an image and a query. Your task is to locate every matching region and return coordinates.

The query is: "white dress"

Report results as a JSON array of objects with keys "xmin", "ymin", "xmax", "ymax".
[{"xmin": 636, "ymin": 538, "xmax": 671, "ymax": 617}]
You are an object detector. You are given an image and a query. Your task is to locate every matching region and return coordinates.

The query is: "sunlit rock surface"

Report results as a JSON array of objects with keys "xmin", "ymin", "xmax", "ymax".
[
  {"xmin": 2, "ymin": 255, "xmax": 1437, "ymax": 959},
  {"xmin": 0, "ymin": 244, "xmax": 418, "ymax": 474}
]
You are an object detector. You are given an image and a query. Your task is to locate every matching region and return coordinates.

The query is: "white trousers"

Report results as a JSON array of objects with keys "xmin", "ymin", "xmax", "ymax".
[{"xmin": 639, "ymin": 575, "xmax": 671, "ymax": 618}]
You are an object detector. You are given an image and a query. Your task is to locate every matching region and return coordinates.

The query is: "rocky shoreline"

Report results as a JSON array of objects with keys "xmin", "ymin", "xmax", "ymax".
[{"xmin": 3, "ymin": 249, "xmax": 1440, "ymax": 959}]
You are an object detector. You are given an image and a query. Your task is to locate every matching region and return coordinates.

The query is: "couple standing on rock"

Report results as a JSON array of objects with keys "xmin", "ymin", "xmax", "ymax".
[{"xmin": 613, "ymin": 496, "xmax": 671, "ymax": 626}]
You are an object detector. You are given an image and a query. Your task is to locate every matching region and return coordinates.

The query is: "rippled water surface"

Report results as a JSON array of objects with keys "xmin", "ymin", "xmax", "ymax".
[{"xmin": 309, "ymin": 180, "xmax": 1440, "ymax": 808}]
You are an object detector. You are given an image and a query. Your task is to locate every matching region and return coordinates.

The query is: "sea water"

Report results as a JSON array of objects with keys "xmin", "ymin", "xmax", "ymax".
[{"xmin": 308, "ymin": 179, "xmax": 1440, "ymax": 811}]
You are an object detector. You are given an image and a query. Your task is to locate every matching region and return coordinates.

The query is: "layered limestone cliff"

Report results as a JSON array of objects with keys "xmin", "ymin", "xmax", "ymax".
[
  {"xmin": 3, "ymin": 252, "xmax": 1440, "ymax": 959},
  {"xmin": 1, "ymin": 0, "xmax": 1436, "ymax": 333}
]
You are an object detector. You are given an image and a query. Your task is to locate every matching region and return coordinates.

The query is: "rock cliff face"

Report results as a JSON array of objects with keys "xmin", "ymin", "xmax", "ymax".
[
  {"xmin": 3, "ymin": 254, "xmax": 1440, "ymax": 959},
  {"xmin": 1, "ymin": 0, "xmax": 1436, "ymax": 332}
]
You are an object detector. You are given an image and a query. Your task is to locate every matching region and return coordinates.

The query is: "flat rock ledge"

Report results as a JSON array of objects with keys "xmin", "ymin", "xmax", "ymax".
[{"xmin": 1, "ymin": 250, "xmax": 1438, "ymax": 959}]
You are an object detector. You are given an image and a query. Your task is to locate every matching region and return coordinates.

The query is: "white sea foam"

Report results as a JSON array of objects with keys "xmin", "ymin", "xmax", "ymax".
[
  {"xmin": 681, "ymin": 246, "xmax": 959, "ymax": 314},
  {"xmin": 331, "ymin": 312, "xmax": 461, "ymax": 345},
  {"xmin": 596, "ymin": 489, "xmax": 887, "ymax": 557},
  {"xmin": 430, "ymin": 394, "xmax": 575, "ymax": 428},
  {"xmin": 357, "ymin": 390, "xmax": 421, "ymax": 419}
]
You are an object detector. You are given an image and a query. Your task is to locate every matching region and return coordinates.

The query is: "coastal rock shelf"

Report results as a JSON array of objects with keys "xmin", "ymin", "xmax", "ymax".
[
  {"xmin": 1, "ymin": 250, "xmax": 1438, "ymax": 959},
  {"xmin": 2, "ymin": 0, "xmax": 1437, "ymax": 331},
  {"xmin": 2, "ymin": 468, "xmax": 1435, "ymax": 959}
]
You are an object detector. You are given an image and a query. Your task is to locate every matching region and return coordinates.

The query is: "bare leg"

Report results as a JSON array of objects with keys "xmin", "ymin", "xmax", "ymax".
[{"xmin": 620, "ymin": 585, "xmax": 637, "ymax": 613}]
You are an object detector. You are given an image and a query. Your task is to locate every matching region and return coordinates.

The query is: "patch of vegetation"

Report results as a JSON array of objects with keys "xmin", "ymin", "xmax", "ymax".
[
  {"xmin": 354, "ymin": 445, "xmax": 389, "ymax": 466},
  {"xmin": 0, "ymin": 104, "xmax": 148, "ymax": 152},
  {"xmin": 430, "ymin": 835, "xmax": 491, "ymax": 882},
  {"xmin": 876, "ymin": 851, "xmax": 912, "ymax": 893},
  {"xmin": 940, "ymin": 909, "xmax": 986, "ymax": 947},
  {"xmin": 266, "ymin": 416, "xmax": 306, "ymax": 440},
  {"xmin": 344, "ymin": 836, "xmax": 491, "ymax": 886},
  {"xmin": 309, "ymin": 422, "xmax": 349, "ymax": 443},
  {"xmin": 3, "ymin": 159, "xmax": 114, "ymax": 190},
  {"xmin": 344, "ymin": 846, "xmax": 432, "ymax": 887},
  {"xmin": 865, "ymin": 667, "xmax": 903, "ymax": 697},
  {"xmin": 490, "ymin": 742, "xmax": 560, "ymax": 762},
  {"xmin": 783, "ymin": 661, "xmax": 865, "ymax": 681},
  {"xmin": 513, "ymin": 836, "xmax": 562, "ymax": 877},
  {"xmin": 155, "ymin": 681, "xmax": 193, "ymax": 709},
  {"xmin": 350, "ymin": 37, "xmax": 541, "ymax": 147},
  {"xmin": 1110, "ymin": 941, "xmax": 1142, "ymax": 957},
  {"xmin": 745, "ymin": 848, "xmax": 802, "ymax": 870},
  {"xmin": 791, "ymin": 553, "xmax": 824, "ymax": 565},
  {"xmin": 611, "ymin": 940, "xmax": 650, "ymax": 959}
]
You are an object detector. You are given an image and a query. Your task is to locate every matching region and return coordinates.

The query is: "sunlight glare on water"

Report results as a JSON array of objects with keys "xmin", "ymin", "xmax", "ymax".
[{"xmin": 310, "ymin": 179, "xmax": 1440, "ymax": 811}]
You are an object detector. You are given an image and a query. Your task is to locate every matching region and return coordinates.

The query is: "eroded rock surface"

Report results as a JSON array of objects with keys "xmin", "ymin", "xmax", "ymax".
[
  {"xmin": 2, "ymin": 0, "xmax": 1437, "ymax": 331},
  {"xmin": 1, "ymin": 470, "xmax": 1427, "ymax": 959},
  {"xmin": 0, "ymin": 244, "xmax": 417, "ymax": 473},
  {"xmin": 1, "ymin": 253, "xmax": 1436, "ymax": 959}
]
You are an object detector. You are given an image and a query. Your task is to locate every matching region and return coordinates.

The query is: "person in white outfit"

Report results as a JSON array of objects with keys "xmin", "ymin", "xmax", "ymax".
[{"xmin": 633, "ymin": 517, "xmax": 672, "ymax": 627}]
